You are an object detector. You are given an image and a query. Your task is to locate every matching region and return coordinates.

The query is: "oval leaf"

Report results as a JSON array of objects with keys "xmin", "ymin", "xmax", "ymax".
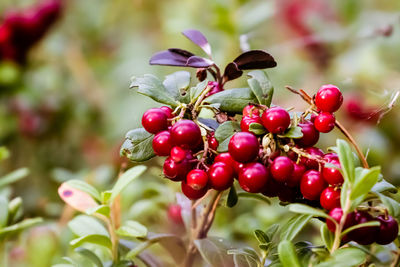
[
  {"xmin": 214, "ymin": 121, "xmax": 241, "ymax": 152},
  {"xmin": 149, "ymin": 48, "xmax": 194, "ymax": 67},
  {"xmin": 278, "ymin": 240, "xmax": 301, "ymax": 267},
  {"xmin": 182, "ymin": 29, "xmax": 212, "ymax": 57},
  {"xmin": 58, "ymin": 183, "xmax": 98, "ymax": 212},
  {"xmin": 186, "ymin": 56, "xmax": 214, "ymax": 68},
  {"xmin": 223, "ymin": 62, "xmax": 243, "ymax": 82},
  {"xmin": 66, "ymin": 179, "xmax": 101, "ymax": 202},
  {"xmin": 280, "ymin": 214, "xmax": 312, "ymax": 241},
  {"xmin": 247, "ymin": 70, "xmax": 274, "ymax": 107},
  {"xmin": 116, "ymin": 220, "xmax": 148, "ymax": 238},
  {"xmin": 120, "ymin": 128, "xmax": 155, "ymax": 162},
  {"xmin": 233, "ymin": 50, "xmax": 277, "ymax": 70},
  {"xmin": 110, "ymin": 165, "xmax": 147, "ymax": 203},
  {"xmin": 205, "ymin": 87, "xmax": 258, "ymax": 113},
  {"xmin": 70, "ymin": 234, "xmax": 112, "ymax": 249}
]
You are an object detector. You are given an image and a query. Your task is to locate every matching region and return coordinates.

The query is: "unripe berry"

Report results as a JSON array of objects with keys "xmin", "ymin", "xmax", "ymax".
[
  {"xmin": 167, "ymin": 204, "xmax": 183, "ymax": 225},
  {"xmin": 240, "ymin": 115, "xmax": 262, "ymax": 133},
  {"xmin": 208, "ymin": 162, "xmax": 234, "ymax": 191},
  {"xmin": 270, "ymin": 156, "xmax": 294, "ymax": 183},
  {"xmin": 163, "ymin": 157, "xmax": 191, "ymax": 181},
  {"xmin": 242, "ymin": 105, "xmax": 260, "ymax": 117},
  {"xmin": 320, "ymin": 187, "xmax": 341, "ymax": 210},
  {"xmin": 315, "ymin": 84, "xmax": 343, "ymax": 113},
  {"xmin": 170, "ymin": 119, "xmax": 202, "ymax": 149},
  {"xmin": 228, "ymin": 132, "xmax": 259, "ymax": 163},
  {"xmin": 186, "ymin": 169, "xmax": 209, "ymax": 190},
  {"xmin": 376, "ymin": 215, "xmax": 399, "ymax": 245},
  {"xmin": 300, "ymin": 170, "xmax": 326, "ymax": 200},
  {"xmin": 238, "ymin": 162, "xmax": 269, "ymax": 193},
  {"xmin": 296, "ymin": 122, "xmax": 319, "ymax": 147},
  {"xmin": 181, "ymin": 181, "xmax": 208, "ymax": 200},
  {"xmin": 152, "ymin": 131, "xmax": 173, "ymax": 156},
  {"xmin": 286, "ymin": 163, "xmax": 306, "ymax": 187},
  {"xmin": 261, "ymin": 107, "xmax": 290, "ymax": 134},
  {"xmin": 314, "ymin": 112, "xmax": 335, "ymax": 133},
  {"xmin": 322, "ymin": 159, "xmax": 343, "ymax": 185},
  {"xmin": 142, "ymin": 108, "xmax": 168, "ymax": 134}
]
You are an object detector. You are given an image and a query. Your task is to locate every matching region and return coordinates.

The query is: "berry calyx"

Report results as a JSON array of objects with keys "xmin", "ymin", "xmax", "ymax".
[
  {"xmin": 238, "ymin": 162, "xmax": 269, "ymax": 193},
  {"xmin": 376, "ymin": 215, "xmax": 399, "ymax": 245},
  {"xmin": 186, "ymin": 169, "xmax": 209, "ymax": 190},
  {"xmin": 296, "ymin": 122, "xmax": 320, "ymax": 147},
  {"xmin": 300, "ymin": 170, "xmax": 327, "ymax": 200},
  {"xmin": 320, "ymin": 187, "xmax": 341, "ymax": 210},
  {"xmin": 142, "ymin": 108, "xmax": 168, "ymax": 134},
  {"xmin": 261, "ymin": 107, "xmax": 290, "ymax": 134},
  {"xmin": 152, "ymin": 131, "xmax": 173, "ymax": 156},
  {"xmin": 163, "ymin": 157, "xmax": 191, "ymax": 181},
  {"xmin": 314, "ymin": 112, "xmax": 335, "ymax": 133},
  {"xmin": 322, "ymin": 159, "xmax": 343, "ymax": 185},
  {"xmin": 167, "ymin": 204, "xmax": 183, "ymax": 225},
  {"xmin": 270, "ymin": 156, "xmax": 294, "ymax": 183},
  {"xmin": 228, "ymin": 132, "xmax": 259, "ymax": 163},
  {"xmin": 207, "ymin": 162, "xmax": 234, "ymax": 191},
  {"xmin": 181, "ymin": 181, "xmax": 208, "ymax": 200},
  {"xmin": 315, "ymin": 84, "xmax": 343, "ymax": 113},
  {"xmin": 243, "ymin": 105, "xmax": 260, "ymax": 117},
  {"xmin": 240, "ymin": 115, "xmax": 262, "ymax": 133},
  {"xmin": 170, "ymin": 119, "xmax": 202, "ymax": 149}
]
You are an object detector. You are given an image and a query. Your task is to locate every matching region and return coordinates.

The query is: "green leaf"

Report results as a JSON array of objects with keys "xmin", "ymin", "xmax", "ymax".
[
  {"xmin": 247, "ymin": 70, "xmax": 274, "ymax": 107},
  {"xmin": 371, "ymin": 178, "xmax": 397, "ymax": 194},
  {"xmin": 204, "ymin": 87, "xmax": 258, "ymax": 113},
  {"xmin": 254, "ymin": 229, "xmax": 269, "ymax": 244},
  {"xmin": 190, "ymin": 79, "xmax": 208, "ymax": 102},
  {"xmin": 86, "ymin": 205, "xmax": 110, "ymax": 217},
  {"xmin": 116, "ymin": 220, "xmax": 148, "ymax": 238},
  {"xmin": 228, "ymin": 247, "xmax": 261, "ymax": 267},
  {"xmin": 75, "ymin": 247, "xmax": 103, "ymax": 267},
  {"xmin": 336, "ymin": 139, "xmax": 355, "ymax": 183},
  {"xmin": 66, "ymin": 180, "xmax": 101, "ymax": 202},
  {"xmin": 70, "ymin": 234, "xmax": 112, "ymax": 249},
  {"xmin": 163, "ymin": 71, "xmax": 191, "ymax": 102},
  {"xmin": 8, "ymin": 197, "xmax": 23, "ymax": 224},
  {"xmin": 278, "ymin": 240, "xmax": 301, "ymax": 267},
  {"xmin": 265, "ymin": 224, "xmax": 279, "ymax": 242},
  {"xmin": 340, "ymin": 181, "xmax": 349, "ymax": 209},
  {"xmin": 278, "ymin": 126, "xmax": 303, "ymax": 139},
  {"xmin": 214, "ymin": 121, "xmax": 241, "ymax": 152},
  {"xmin": 0, "ymin": 168, "xmax": 29, "ymax": 188},
  {"xmin": 376, "ymin": 193, "xmax": 400, "ymax": 218},
  {"xmin": 316, "ymin": 247, "xmax": 365, "ymax": 267},
  {"xmin": 226, "ymin": 186, "xmax": 238, "ymax": 208},
  {"xmin": 0, "ymin": 147, "xmax": 9, "ymax": 161},
  {"xmin": 288, "ymin": 204, "xmax": 330, "ymax": 219},
  {"xmin": 130, "ymin": 74, "xmax": 178, "ymax": 107},
  {"xmin": 237, "ymin": 192, "xmax": 271, "ymax": 204},
  {"xmin": 341, "ymin": 221, "xmax": 380, "ymax": 237},
  {"xmin": 248, "ymin": 122, "xmax": 266, "ymax": 135},
  {"xmin": 110, "ymin": 165, "xmax": 147, "ymax": 203},
  {"xmin": 194, "ymin": 236, "xmax": 235, "ymax": 267},
  {"xmin": 52, "ymin": 264, "xmax": 75, "ymax": 267},
  {"xmin": 121, "ymin": 128, "xmax": 155, "ymax": 162},
  {"xmin": 0, "ymin": 196, "xmax": 9, "ymax": 227},
  {"xmin": 0, "ymin": 217, "xmax": 43, "ymax": 240},
  {"xmin": 280, "ymin": 214, "xmax": 312, "ymax": 241},
  {"xmin": 147, "ymin": 233, "xmax": 186, "ymax": 264},
  {"xmin": 320, "ymin": 224, "xmax": 334, "ymax": 251},
  {"xmin": 68, "ymin": 215, "xmax": 109, "ymax": 237},
  {"xmin": 350, "ymin": 166, "xmax": 380, "ymax": 206}
]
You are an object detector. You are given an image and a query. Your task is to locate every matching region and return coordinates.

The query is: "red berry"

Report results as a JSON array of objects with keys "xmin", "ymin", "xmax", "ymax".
[
  {"xmin": 300, "ymin": 170, "xmax": 327, "ymax": 200},
  {"xmin": 214, "ymin": 152, "xmax": 242, "ymax": 174},
  {"xmin": 261, "ymin": 107, "xmax": 290, "ymax": 134},
  {"xmin": 300, "ymin": 147, "xmax": 324, "ymax": 170},
  {"xmin": 243, "ymin": 105, "xmax": 260, "ymax": 117},
  {"xmin": 160, "ymin": 106, "xmax": 174, "ymax": 119},
  {"xmin": 315, "ymin": 84, "xmax": 343, "ymax": 113},
  {"xmin": 322, "ymin": 160, "xmax": 343, "ymax": 185},
  {"xmin": 163, "ymin": 157, "xmax": 191, "ymax": 181},
  {"xmin": 326, "ymin": 208, "xmax": 343, "ymax": 232},
  {"xmin": 314, "ymin": 112, "xmax": 335, "ymax": 133},
  {"xmin": 376, "ymin": 215, "xmax": 399, "ymax": 245},
  {"xmin": 270, "ymin": 156, "xmax": 294, "ymax": 183},
  {"xmin": 320, "ymin": 187, "xmax": 341, "ymax": 210},
  {"xmin": 228, "ymin": 132, "xmax": 259, "ymax": 163},
  {"xmin": 167, "ymin": 204, "xmax": 183, "ymax": 225},
  {"xmin": 142, "ymin": 108, "xmax": 168, "ymax": 134},
  {"xmin": 208, "ymin": 162, "xmax": 234, "ymax": 191},
  {"xmin": 186, "ymin": 169, "xmax": 209, "ymax": 190},
  {"xmin": 181, "ymin": 181, "xmax": 208, "ymax": 200},
  {"xmin": 347, "ymin": 211, "xmax": 379, "ymax": 245},
  {"xmin": 287, "ymin": 163, "xmax": 306, "ymax": 187},
  {"xmin": 170, "ymin": 146, "xmax": 189, "ymax": 163},
  {"xmin": 262, "ymin": 177, "xmax": 281, "ymax": 197},
  {"xmin": 240, "ymin": 115, "xmax": 263, "ymax": 133},
  {"xmin": 296, "ymin": 122, "xmax": 319, "ymax": 147},
  {"xmin": 324, "ymin": 153, "xmax": 339, "ymax": 162},
  {"xmin": 152, "ymin": 131, "xmax": 173, "ymax": 156},
  {"xmin": 278, "ymin": 186, "xmax": 296, "ymax": 203},
  {"xmin": 170, "ymin": 120, "xmax": 202, "ymax": 149},
  {"xmin": 238, "ymin": 162, "xmax": 269, "ymax": 193},
  {"xmin": 208, "ymin": 133, "xmax": 219, "ymax": 151}
]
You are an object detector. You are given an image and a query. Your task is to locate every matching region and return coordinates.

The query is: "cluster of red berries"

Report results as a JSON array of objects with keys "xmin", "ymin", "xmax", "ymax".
[{"xmin": 0, "ymin": 0, "xmax": 62, "ymax": 64}]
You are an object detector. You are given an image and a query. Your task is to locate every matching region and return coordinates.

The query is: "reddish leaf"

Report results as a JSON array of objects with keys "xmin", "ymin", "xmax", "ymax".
[
  {"xmin": 186, "ymin": 56, "xmax": 214, "ymax": 68},
  {"xmin": 223, "ymin": 62, "xmax": 243, "ymax": 82},
  {"xmin": 149, "ymin": 49, "xmax": 194, "ymax": 67},
  {"xmin": 233, "ymin": 50, "xmax": 277, "ymax": 70},
  {"xmin": 58, "ymin": 183, "xmax": 98, "ymax": 212},
  {"xmin": 182, "ymin": 29, "xmax": 212, "ymax": 57}
]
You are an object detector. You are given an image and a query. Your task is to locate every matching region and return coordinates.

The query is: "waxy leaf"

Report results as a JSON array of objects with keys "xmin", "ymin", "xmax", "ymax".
[
  {"xmin": 226, "ymin": 186, "xmax": 238, "ymax": 208},
  {"xmin": 75, "ymin": 247, "xmax": 103, "ymax": 267},
  {"xmin": 223, "ymin": 62, "xmax": 243, "ymax": 82},
  {"xmin": 227, "ymin": 247, "xmax": 261, "ymax": 267},
  {"xmin": 121, "ymin": 128, "xmax": 155, "ymax": 162},
  {"xmin": 350, "ymin": 166, "xmax": 380, "ymax": 207},
  {"xmin": 254, "ymin": 229, "xmax": 269, "ymax": 244},
  {"xmin": 68, "ymin": 215, "xmax": 109, "ymax": 237},
  {"xmin": 371, "ymin": 177, "xmax": 397, "ymax": 193},
  {"xmin": 58, "ymin": 183, "xmax": 98, "ymax": 212},
  {"xmin": 70, "ymin": 234, "xmax": 112, "ymax": 249},
  {"xmin": 0, "ymin": 196, "xmax": 9, "ymax": 227},
  {"xmin": 214, "ymin": 121, "xmax": 241, "ymax": 152},
  {"xmin": 66, "ymin": 179, "xmax": 101, "ymax": 202},
  {"xmin": 279, "ymin": 126, "xmax": 303, "ymax": 139},
  {"xmin": 205, "ymin": 87, "xmax": 258, "ymax": 113},
  {"xmin": 194, "ymin": 236, "xmax": 235, "ymax": 267},
  {"xmin": 248, "ymin": 123, "xmax": 266, "ymax": 135},
  {"xmin": 182, "ymin": 29, "xmax": 212, "ymax": 57},
  {"xmin": 0, "ymin": 217, "xmax": 43, "ymax": 240},
  {"xmin": 86, "ymin": 205, "xmax": 110, "ymax": 217},
  {"xmin": 163, "ymin": 71, "xmax": 191, "ymax": 102},
  {"xmin": 316, "ymin": 248, "xmax": 365, "ymax": 267},
  {"xmin": 149, "ymin": 48, "xmax": 194, "ymax": 67},
  {"xmin": 186, "ymin": 56, "xmax": 214, "ymax": 68},
  {"xmin": 247, "ymin": 70, "xmax": 274, "ymax": 107},
  {"xmin": 233, "ymin": 50, "xmax": 277, "ymax": 70},
  {"xmin": 278, "ymin": 240, "xmax": 301, "ymax": 267},
  {"xmin": 288, "ymin": 204, "xmax": 330, "ymax": 219},
  {"xmin": 116, "ymin": 220, "xmax": 148, "ymax": 238},
  {"xmin": 336, "ymin": 139, "xmax": 355, "ymax": 183},
  {"xmin": 280, "ymin": 214, "xmax": 312, "ymax": 241},
  {"xmin": 0, "ymin": 168, "xmax": 29, "ymax": 188},
  {"xmin": 320, "ymin": 224, "xmax": 334, "ymax": 251},
  {"xmin": 110, "ymin": 165, "xmax": 147, "ymax": 203},
  {"xmin": 376, "ymin": 193, "xmax": 400, "ymax": 218}
]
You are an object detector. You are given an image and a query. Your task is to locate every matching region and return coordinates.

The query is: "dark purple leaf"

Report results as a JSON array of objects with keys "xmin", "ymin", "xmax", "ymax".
[
  {"xmin": 186, "ymin": 56, "xmax": 214, "ymax": 68},
  {"xmin": 149, "ymin": 48, "xmax": 194, "ymax": 67},
  {"xmin": 233, "ymin": 50, "xmax": 277, "ymax": 70},
  {"xmin": 196, "ymin": 68, "xmax": 208, "ymax": 81},
  {"xmin": 182, "ymin": 29, "xmax": 212, "ymax": 57},
  {"xmin": 223, "ymin": 62, "xmax": 243, "ymax": 83}
]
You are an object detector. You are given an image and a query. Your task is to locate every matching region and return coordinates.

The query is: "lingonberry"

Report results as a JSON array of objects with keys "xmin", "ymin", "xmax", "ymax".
[
  {"xmin": 207, "ymin": 132, "xmax": 219, "ymax": 151},
  {"xmin": 261, "ymin": 107, "xmax": 290, "ymax": 134},
  {"xmin": 326, "ymin": 208, "xmax": 343, "ymax": 232},
  {"xmin": 152, "ymin": 131, "xmax": 173, "ymax": 156},
  {"xmin": 167, "ymin": 204, "xmax": 184, "ymax": 225},
  {"xmin": 278, "ymin": 186, "xmax": 296, "ymax": 203},
  {"xmin": 228, "ymin": 132, "xmax": 259, "ymax": 163},
  {"xmin": 262, "ymin": 177, "xmax": 281, "ymax": 198},
  {"xmin": 324, "ymin": 153, "xmax": 339, "ymax": 162},
  {"xmin": 270, "ymin": 156, "xmax": 294, "ymax": 183},
  {"xmin": 296, "ymin": 121, "xmax": 320, "ymax": 147},
  {"xmin": 163, "ymin": 157, "xmax": 191, "ymax": 181},
  {"xmin": 300, "ymin": 170, "xmax": 327, "ymax": 200},
  {"xmin": 170, "ymin": 119, "xmax": 202, "ymax": 149},
  {"xmin": 322, "ymin": 159, "xmax": 343, "ymax": 185},
  {"xmin": 347, "ymin": 211, "xmax": 379, "ymax": 245},
  {"xmin": 170, "ymin": 146, "xmax": 189, "ymax": 163},
  {"xmin": 181, "ymin": 181, "xmax": 208, "ymax": 200},
  {"xmin": 208, "ymin": 162, "xmax": 234, "ymax": 191},
  {"xmin": 187, "ymin": 169, "xmax": 209, "ymax": 190},
  {"xmin": 142, "ymin": 108, "xmax": 168, "ymax": 134},
  {"xmin": 286, "ymin": 163, "xmax": 306, "ymax": 187},
  {"xmin": 314, "ymin": 112, "xmax": 335, "ymax": 133},
  {"xmin": 214, "ymin": 152, "xmax": 242, "ymax": 174},
  {"xmin": 320, "ymin": 187, "xmax": 341, "ymax": 210},
  {"xmin": 315, "ymin": 84, "xmax": 343, "ymax": 113},
  {"xmin": 240, "ymin": 115, "xmax": 262, "ymax": 133},
  {"xmin": 160, "ymin": 106, "xmax": 174, "ymax": 119},
  {"xmin": 300, "ymin": 147, "xmax": 324, "ymax": 169},
  {"xmin": 238, "ymin": 162, "xmax": 269, "ymax": 193},
  {"xmin": 243, "ymin": 105, "xmax": 260, "ymax": 117},
  {"xmin": 376, "ymin": 215, "xmax": 399, "ymax": 245}
]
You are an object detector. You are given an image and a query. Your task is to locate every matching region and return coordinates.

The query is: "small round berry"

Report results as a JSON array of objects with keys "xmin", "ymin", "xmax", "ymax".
[
  {"xmin": 238, "ymin": 162, "xmax": 269, "ymax": 193},
  {"xmin": 214, "ymin": 152, "xmax": 242, "ymax": 174},
  {"xmin": 347, "ymin": 211, "xmax": 379, "ymax": 245},
  {"xmin": 278, "ymin": 186, "xmax": 296, "ymax": 203},
  {"xmin": 170, "ymin": 120, "xmax": 202, "ymax": 149},
  {"xmin": 320, "ymin": 187, "xmax": 341, "ymax": 210},
  {"xmin": 152, "ymin": 131, "xmax": 173, "ymax": 156},
  {"xmin": 300, "ymin": 170, "xmax": 327, "ymax": 200},
  {"xmin": 261, "ymin": 107, "xmax": 291, "ymax": 134},
  {"xmin": 167, "ymin": 204, "xmax": 183, "ymax": 225},
  {"xmin": 287, "ymin": 163, "xmax": 306, "ymax": 187},
  {"xmin": 322, "ymin": 160, "xmax": 343, "ymax": 185},
  {"xmin": 376, "ymin": 215, "xmax": 399, "ymax": 245},
  {"xmin": 186, "ymin": 169, "xmax": 209, "ymax": 190},
  {"xmin": 324, "ymin": 153, "xmax": 339, "ymax": 162},
  {"xmin": 314, "ymin": 112, "xmax": 335, "ymax": 133},
  {"xmin": 326, "ymin": 208, "xmax": 343, "ymax": 232},
  {"xmin": 270, "ymin": 156, "xmax": 294, "ymax": 183},
  {"xmin": 163, "ymin": 157, "xmax": 191, "ymax": 181},
  {"xmin": 240, "ymin": 115, "xmax": 263, "ymax": 133},
  {"xmin": 170, "ymin": 146, "xmax": 189, "ymax": 163},
  {"xmin": 296, "ymin": 122, "xmax": 320, "ymax": 147},
  {"xmin": 300, "ymin": 147, "xmax": 324, "ymax": 170},
  {"xmin": 208, "ymin": 162, "xmax": 234, "ymax": 191},
  {"xmin": 208, "ymin": 133, "xmax": 219, "ymax": 151},
  {"xmin": 160, "ymin": 106, "xmax": 174, "ymax": 119},
  {"xmin": 243, "ymin": 105, "xmax": 260, "ymax": 117},
  {"xmin": 142, "ymin": 108, "xmax": 168, "ymax": 134},
  {"xmin": 181, "ymin": 181, "xmax": 208, "ymax": 200},
  {"xmin": 228, "ymin": 132, "xmax": 259, "ymax": 163},
  {"xmin": 262, "ymin": 177, "xmax": 281, "ymax": 197},
  {"xmin": 315, "ymin": 84, "xmax": 343, "ymax": 113}
]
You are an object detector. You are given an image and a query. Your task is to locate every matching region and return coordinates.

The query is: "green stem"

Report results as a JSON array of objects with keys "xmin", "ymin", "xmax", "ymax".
[{"xmin": 331, "ymin": 187, "xmax": 351, "ymax": 253}]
